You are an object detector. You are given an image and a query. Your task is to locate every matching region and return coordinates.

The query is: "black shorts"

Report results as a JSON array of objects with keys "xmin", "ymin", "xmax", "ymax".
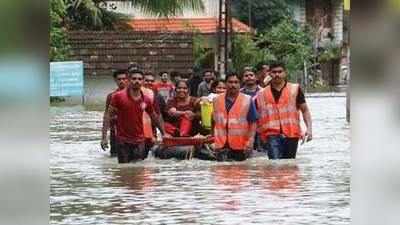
[
  {"xmin": 116, "ymin": 142, "xmax": 148, "ymax": 163},
  {"xmin": 110, "ymin": 129, "xmax": 118, "ymax": 157}
]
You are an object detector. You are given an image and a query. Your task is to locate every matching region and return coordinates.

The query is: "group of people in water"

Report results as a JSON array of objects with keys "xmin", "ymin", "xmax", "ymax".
[{"xmin": 101, "ymin": 62, "xmax": 313, "ymax": 163}]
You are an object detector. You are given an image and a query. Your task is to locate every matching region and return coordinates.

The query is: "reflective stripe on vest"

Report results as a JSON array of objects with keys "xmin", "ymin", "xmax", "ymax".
[
  {"xmin": 213, "ymin": 93, "xmax": 252, "ymax": 150},
  {"xmin": 256, "ymin": 83, "xmax": 301, "ymax": 140},
  {"xmin": 141, "ymin": 87, "xmax": 154, "ymax": 140}
]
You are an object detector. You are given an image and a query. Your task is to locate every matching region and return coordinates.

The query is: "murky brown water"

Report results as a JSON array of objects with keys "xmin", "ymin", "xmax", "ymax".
[{"xmin": 50, "ymin": 96, "xmax": 350, "ymax": 225}]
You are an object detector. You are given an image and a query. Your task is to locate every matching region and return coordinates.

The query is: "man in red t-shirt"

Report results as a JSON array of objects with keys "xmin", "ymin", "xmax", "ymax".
[
  {"xmin": 154, "ymin": 71, "xmax": 174, "ymax": 103},
  {"xmin": 101, "ymin": 70, "xmax": 166, "ymax": 163},
  {"xmin": 101, "ymin": 69, "xmax": 128, "ymax": 157}
]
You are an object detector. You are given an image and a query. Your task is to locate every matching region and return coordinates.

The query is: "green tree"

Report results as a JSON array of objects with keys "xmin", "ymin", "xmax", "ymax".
[
  {"xmin": 231, "ymin": 0, "xmax": 296, "ymax": 32},
  {"xmin": 256, "ymin": 18, "xmax": 313, "ymax": 78},
  {"xmin": 50, "ymin": 0, "xmax": 70, "ymax": 61},
  {"xmin": 231, "ymin": 34, "xmax": 274, "ymax": 73},
  {"xmin": 65, "ymin": 0, "xmax": 205, "ymax": 30}
]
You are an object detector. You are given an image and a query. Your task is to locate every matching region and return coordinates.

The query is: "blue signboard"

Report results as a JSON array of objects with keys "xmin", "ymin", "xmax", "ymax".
[{"xmin": 50, "ymin": 61, "xmax": 84, "ymax": 97}]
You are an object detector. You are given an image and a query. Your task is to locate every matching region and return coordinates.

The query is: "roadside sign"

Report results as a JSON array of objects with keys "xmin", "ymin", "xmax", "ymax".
[{"xmin": 50, "ymin": 61, "xmax": 84, "ymax": 97}]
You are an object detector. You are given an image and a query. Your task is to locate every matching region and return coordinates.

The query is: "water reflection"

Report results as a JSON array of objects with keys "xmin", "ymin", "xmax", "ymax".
[
  {"xmin": 257, "ymin": 163, "xmax": 301, "ymax": 193},
  {"xmin": 112, "ymin": 166, "xmax": 155, "ymax": 192},
  {"xmin": 211, "ymin": 164, "xmax": 251, "ymax": 211},
  {"xmin": 50, "ymin": 97, "xmax": 350, "ymax": 225},
  {"xmin": 212, "ymin": 164, "xmax": 251, "ymax": 191}
]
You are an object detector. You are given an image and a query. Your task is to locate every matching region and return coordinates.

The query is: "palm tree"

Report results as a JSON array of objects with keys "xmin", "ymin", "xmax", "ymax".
[{"xmin": 63, "ymin": 0, "xmax": 205, "ymax": 29}]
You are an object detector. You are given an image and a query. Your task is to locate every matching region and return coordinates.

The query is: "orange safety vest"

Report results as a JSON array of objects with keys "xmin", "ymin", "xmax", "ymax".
[
  {"xmin": 213, "ymin": 93, "xmax": 253, "ymax": 151},
  {"xmin": 256, "ymin": 82, "xmax": 301, "ymax": 141},
  {"xmin": 141, "ymin": 87, "xmax": 154, "ymax": 140}
]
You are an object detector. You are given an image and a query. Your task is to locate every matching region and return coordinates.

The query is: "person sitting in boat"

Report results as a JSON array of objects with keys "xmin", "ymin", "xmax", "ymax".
[
  {"xmin": 163, "ymin": 80, "xmax": 201, "ymax": 137},
  {"xmin": 212, "ymin": 72, "xmax": 258, "ymax": 161}
]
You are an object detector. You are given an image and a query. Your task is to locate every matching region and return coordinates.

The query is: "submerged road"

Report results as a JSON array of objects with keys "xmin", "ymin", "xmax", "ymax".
[{"xmin": 50, "ymin": 96, "xmax": 350, "ymax": 225}]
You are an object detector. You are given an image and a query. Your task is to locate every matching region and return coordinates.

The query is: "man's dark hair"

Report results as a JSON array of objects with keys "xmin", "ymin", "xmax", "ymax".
[
  {"xmin": 128, "ymin": 69, "xmax": 144, "ymax": 77},
  {"xmin": 269, "ymin": 61, "xmax": 286, "ymax": 70},
  {"xmin": 144, "ymin": 71, "xmax": 154, "ymax": 77},
  {"xmin": 242, "ymin": 67, "xmax": 255, "ymax": 76},
  {"xmin": 225, "ymin": 71, "xmax": 239, "ymax": 82},
  {"xmin": 203, "ymin": 69, "xmax": 214, "ymax": 75},
  {"xmin": 256, "ymin": 61, "xmax": 269, "ymax": 71},
  {"xmin": 159, "ymin": 71, "xmax": 169, "ymax": 76},
  {"xmin": 128, "ymin": 63, "xmax": 140, "ymax": 72},
  {"xmin": 113, "ymin": 69, "xmax": 127, "ymax": 79},
  {"xmin": 211, "ymin": 79, "xmax": 225, "ymax": 92}
]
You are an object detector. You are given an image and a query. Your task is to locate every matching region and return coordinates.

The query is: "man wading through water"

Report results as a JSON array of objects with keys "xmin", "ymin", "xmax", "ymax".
[
  {"xmin": 101, "ymin": 69, "xmax": 128, "ymax": 157},
  {"xmin": 212, "ymin": 72, "xmax": 258, "ymax": 161},
  {"xmin": 101, "ymin": 70, "xmax": 165, "ymax": 163},
  {"xmin": 256, "ymin": 61, "xmax": 313, "ymax": 159}
]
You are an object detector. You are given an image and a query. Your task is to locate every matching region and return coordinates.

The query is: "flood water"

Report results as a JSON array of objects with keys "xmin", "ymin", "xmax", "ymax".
[{"xmin": 50, "ymin": 96, "xmax": 350, "ymax": 225}]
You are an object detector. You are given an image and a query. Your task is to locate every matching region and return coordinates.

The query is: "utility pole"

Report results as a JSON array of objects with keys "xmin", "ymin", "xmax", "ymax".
[
  {"xmin": 248, "ymin": 0, "xmax": 252, "ymax": 28},
  {"xmin": 217, "ymin": 0, "xmax": 232, "ymax": 79}
]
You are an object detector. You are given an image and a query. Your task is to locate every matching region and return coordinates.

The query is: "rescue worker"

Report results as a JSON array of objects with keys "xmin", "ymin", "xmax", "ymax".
[
  {"xmin": 101, "ymin": 69, "xmax": 128, "ymax": 157},
  {"xmin": 101, "ymin": 70, "xmax": 165, "ymax": 163},
  {"xmin": 212, "ymin": 72, "xmax": 258, "ymax": 161},
  {"xmin": 256, "ymin": 61, "xmax": 312, "ymax": 159},
  {"xmin": 240, "ymin": 68, "xmax": 263, "ymax": 151}
]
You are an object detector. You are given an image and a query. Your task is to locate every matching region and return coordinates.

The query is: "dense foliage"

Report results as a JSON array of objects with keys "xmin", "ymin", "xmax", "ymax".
[
  {"xmin": 231, "ymin": 0, "xmax": 296, "ymax": 32},
  {"xmin": 231, "ymin": 18, "xmax": 313, "ymax": 78}
]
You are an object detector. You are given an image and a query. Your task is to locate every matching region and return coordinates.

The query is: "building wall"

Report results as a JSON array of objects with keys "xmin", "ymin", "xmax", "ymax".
[
  {"xmin": 67, "ymin": 31, "xmax": 194, "ymax": 76},
  {"xmin": 104, "ymin": 0, "xmax": 219, "ymax": 18}
]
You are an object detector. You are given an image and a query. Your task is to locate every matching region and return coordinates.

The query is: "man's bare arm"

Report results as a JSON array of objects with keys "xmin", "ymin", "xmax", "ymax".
[
  {"xmin": 101, "ymin": 94, "xmax": 112, "ymax": 140},
  {"xmin": 101, "ymin": 105, "xmax": 117, "ymax": 150},
  {"xmin": 150, "ymin": 112, "xmax": 165, "ymax": 136},
  {"xmin": 299, "ymin": 103, "xmax": 313, "ymax": 141}
]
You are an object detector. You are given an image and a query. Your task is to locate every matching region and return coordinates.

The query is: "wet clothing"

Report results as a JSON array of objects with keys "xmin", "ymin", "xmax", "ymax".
[
  {"xmin": 110, "ymin": 89, "xmax": 154, "ymax": 144},
  {"xmin": 261, "ymin": 135, "xmax": 299, "ymax": 159},
  {"xmin": 256, "ymin": 82, "xmax": 303, "ymax": 159},
  {"xmin": 215, "ymin": 148, "xmax": 251, "ymax": 161},
  {"xmin": 117, "ymin": 142, "xmax": 148, "ymax": 163},
  {"xmin": 213, "ymin": 93, "xmax": 257, "ymax": 152},
  {"xmin": 165, "ymin": 96, "xmax": 200, "ymax": 136},
  {"xmin": 110, "ymin": 130, "xmax": 117, "ymax": 157}
]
